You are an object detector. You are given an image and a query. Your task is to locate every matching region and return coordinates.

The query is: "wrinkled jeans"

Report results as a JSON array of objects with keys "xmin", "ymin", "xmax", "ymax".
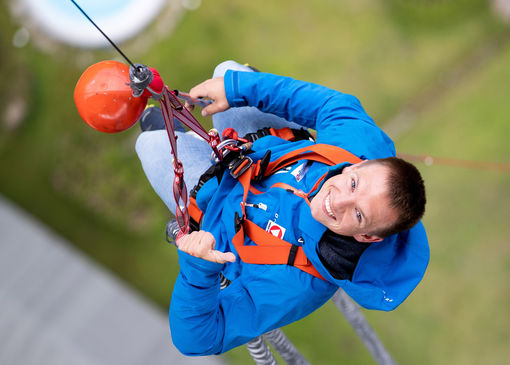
[{"xmin": 135, "ymin": 60, "xmax": 302, "ymax": 213}]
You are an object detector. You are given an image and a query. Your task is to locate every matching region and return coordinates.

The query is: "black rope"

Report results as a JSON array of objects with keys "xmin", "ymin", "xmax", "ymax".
[{"xmin": 69, "ymin": 0, "xmax": 136, "ymax": 68}]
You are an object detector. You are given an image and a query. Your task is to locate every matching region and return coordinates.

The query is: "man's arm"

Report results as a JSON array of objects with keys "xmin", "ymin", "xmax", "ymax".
[
  {"xmin": 188, "ymin": 71, "xmax": 395, "ymax": 160},
  {"xmin": 169, "ymin": 247, "xmax": 337, "ymax": 355},
  {"xmin": 172, "ymin": 231, "xmax": 336, "ymax": 355}
]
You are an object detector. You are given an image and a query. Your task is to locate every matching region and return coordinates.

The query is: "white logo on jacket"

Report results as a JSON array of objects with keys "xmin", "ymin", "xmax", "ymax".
[
  {"xmin": 290, "ymin": 161, "xmax": 312, "ymax": 182},
  {"xmin": 265, "ymin": 220, "xmax": 286, "ymax": 239}
]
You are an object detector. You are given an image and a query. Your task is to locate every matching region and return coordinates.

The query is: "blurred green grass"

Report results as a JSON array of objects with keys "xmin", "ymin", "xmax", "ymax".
[{"xmin": 1, "ymin": 0, "xmax": 509, "ymax": 364}]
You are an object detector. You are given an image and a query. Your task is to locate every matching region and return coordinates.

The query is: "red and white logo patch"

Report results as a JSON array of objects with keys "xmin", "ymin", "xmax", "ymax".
[{"xmin": 265, "ymin": 220, "xmax": 286, "ymax": 239}]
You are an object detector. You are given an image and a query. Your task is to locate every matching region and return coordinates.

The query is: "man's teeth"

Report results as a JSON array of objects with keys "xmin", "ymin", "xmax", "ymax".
[{"xmin": 325, "ymin": 194, "xmax": 335, "ymax": 219}]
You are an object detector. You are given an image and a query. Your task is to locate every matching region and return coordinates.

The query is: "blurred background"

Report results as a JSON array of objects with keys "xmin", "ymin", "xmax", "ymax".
[{"xmin": 1, "ymin": 0, "xmax": 510, "ymax": 364}]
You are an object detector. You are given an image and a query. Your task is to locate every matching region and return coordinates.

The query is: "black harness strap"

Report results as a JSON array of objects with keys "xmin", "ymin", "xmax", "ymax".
[{"xmin": 287, "ymin": 244, "xmax": 299, "ymax": 266}]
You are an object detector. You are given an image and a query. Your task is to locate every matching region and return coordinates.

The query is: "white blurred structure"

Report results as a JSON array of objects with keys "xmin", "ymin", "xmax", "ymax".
[
  {"xmin": 10, "ymin": 0, "xmax": 167, "ymax": 48},
  {"xmin": 493, "ymin": 0, "xmax": 510, "ymax": 22}
]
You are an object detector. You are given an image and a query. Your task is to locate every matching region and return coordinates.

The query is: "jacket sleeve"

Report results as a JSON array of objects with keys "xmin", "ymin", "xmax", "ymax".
[
  {"xmin": 223, "ymin": 70, "xmax": 396, "ymax": 160},
  {"xmin": 169, "ymin": 250, "xmax": 338, "ymax": 355}
]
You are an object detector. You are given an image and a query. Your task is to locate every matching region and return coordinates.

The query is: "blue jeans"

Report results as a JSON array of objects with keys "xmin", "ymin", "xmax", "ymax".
[{"xmin": 135, "ymin": 60, "xmax": 302, "ymax": 213}]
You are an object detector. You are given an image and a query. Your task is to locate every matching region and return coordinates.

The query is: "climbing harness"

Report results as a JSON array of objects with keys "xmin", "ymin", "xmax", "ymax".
[
  {"xmin": 232, "ymin": 144, "xmax": 362, "ymax": 280},
  {"xmin": 187, "ymin": 140, "xmax": 362, "ymax": 280},
  {"xmin": 184, "ymin": 125, "xmax": 313, "ymax": 227}
]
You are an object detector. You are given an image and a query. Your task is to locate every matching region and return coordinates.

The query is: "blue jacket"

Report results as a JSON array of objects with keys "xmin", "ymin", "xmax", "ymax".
[{"xmin": 169, "ymin": 71, "xmax": 429, "ymax": 355}]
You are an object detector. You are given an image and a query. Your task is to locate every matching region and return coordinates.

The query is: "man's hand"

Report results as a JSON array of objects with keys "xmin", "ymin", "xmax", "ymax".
[
  {"xmin": 176, "ymin": 230, "xmax": 236, "ymax": 264},
  {"xmin": 186, "ymin": 77, "xmax": 230, "ymax": 117}
]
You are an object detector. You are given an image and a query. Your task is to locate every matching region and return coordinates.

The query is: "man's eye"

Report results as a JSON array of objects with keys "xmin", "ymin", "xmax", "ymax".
[
  {"xmin": 351, "ymin": 178, "xmax": 356, "ymax": 191},
  {"xmin": 356, "ymin": 210, "xmax": 362, "ymax": 222}
]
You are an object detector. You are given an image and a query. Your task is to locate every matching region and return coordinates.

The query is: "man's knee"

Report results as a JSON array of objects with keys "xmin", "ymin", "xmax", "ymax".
[
  {"xmin": 135, "ymin": 130, "xmax": 169, "ymax": 161},
  {"xmin": 213, "ymin": 60, "xmax": 253, "ymax": 78}
]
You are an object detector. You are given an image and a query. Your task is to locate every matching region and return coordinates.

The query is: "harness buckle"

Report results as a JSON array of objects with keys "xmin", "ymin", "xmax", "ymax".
[
  {"xmin": 229, "ymin": 156, "xmax": 253, "ymax": 179},
  {"xmin": 210, "ymin": 139, "xmax": 238, "ymax": 164},
  {"xmin": 253, "ymin": 150, "xmax": 271, "ymax": 182},
  {"xmin": 234, "ymin": 211, "xmax": 244, "ymax": 233}
]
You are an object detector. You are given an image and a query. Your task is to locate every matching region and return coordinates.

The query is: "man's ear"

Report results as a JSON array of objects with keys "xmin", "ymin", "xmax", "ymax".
[{"xmin": 353, "ymin": 233, "xmax": 384, "ymax": 243}]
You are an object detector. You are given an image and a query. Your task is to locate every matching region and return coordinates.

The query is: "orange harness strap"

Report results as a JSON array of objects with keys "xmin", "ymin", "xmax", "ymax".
[
  {"xmin": 188, "ymin": 144, "xmax": 362, "ymax": 281},
  {"xmin": 269, "ymin": 127, "xmax": 296, "ymax": 141},
  {"xmin": 188, "ymin": 196, "xmax": 204, "ymax": 226},
  {"xmin": 264, "ymin": 144, "xmax": 361, "ymax": 174},
  {"xmin": 230, "ymin": 144, "xmax": 362, "ymax": 281}
]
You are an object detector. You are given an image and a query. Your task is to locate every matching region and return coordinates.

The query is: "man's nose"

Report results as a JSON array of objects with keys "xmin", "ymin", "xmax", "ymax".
[{"xmin": 336, "ymin": 193, "xmax": 355, "ymax": 209}]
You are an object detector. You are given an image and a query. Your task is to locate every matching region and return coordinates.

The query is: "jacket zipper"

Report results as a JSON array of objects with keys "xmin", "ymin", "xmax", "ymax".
[{"xmin": 245, "ymin": 202, "xmax": 268, "ymax": 211}]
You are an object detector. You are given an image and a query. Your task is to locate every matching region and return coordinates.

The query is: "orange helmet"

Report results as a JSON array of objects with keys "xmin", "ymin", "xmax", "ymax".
[{"xmin": 74, "ymin": 60, "xmax": 148, "ymax": 133}]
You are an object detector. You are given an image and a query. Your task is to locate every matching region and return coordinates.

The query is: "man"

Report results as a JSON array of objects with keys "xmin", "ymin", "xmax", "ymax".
[{"xmin": 136, "ymin": 61, "xmax": 429, "ymax": 356}]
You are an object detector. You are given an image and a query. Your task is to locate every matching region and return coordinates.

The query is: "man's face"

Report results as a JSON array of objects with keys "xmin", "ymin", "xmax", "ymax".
[{"xmin": 310, "ymin": 162, "xmax": 398, "ymax": 242}]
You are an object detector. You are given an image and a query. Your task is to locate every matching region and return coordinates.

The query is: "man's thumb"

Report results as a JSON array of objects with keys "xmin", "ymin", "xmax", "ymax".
[
  {"xmin": 201, "ymin": 100, "xmax": 229, "ymax": 117},
  {"xmin": 222, "ymin": 252, "xmax": 236, "ymax": 263},
  {"xmin": 201, "ymin": 104, "xmax": 218, "ymax": 117},
  {"xmin": 211, "ymin": 250, "xmax": 236, "ymax": 263}
]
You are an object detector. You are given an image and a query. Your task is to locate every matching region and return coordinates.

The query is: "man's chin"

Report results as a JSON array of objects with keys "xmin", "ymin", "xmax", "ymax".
[
  {"xmin": 310, "ymin": 205, "xmax": 321, "ymax": 222},
  {"xmin": 324, "ymin": 224, "xmax": 357, "ymax": 238}
]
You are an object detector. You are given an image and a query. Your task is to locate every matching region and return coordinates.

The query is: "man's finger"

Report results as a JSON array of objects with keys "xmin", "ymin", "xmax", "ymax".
[
  {"xmin": 209, "ymin": 250, "xmax": 236, "ymax": 264},
  {"xmin": 175, "ymin": 233, "xmax": 189, "ymax": 248},
  {"xmin": 189, "ymin": 81, "xmax": 210, "ymax": 100},
  {"xmin": 201, "ymin": 101, "xmax": 228, "ymax": 117},
  {"xmin": 184, "ymin": 102, "xmax": 195, "ymax": 112}
]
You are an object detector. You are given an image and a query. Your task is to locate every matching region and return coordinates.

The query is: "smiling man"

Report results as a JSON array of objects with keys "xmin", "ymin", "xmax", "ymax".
[
  {"xmin": 310, "ymin": 161, "xmax": 399, "ymax": 242},
  {"xmin": 311, "ymin": 157, "xmax": 425, "ymax": 241},
  {"xmin": 136, "ymin": 61, "xmax": 429, "ymax": 356}
]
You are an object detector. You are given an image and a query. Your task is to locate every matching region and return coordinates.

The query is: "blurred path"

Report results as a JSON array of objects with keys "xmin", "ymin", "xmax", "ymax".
[{"xmin": 0, "ymin": 195, "xmax": 224, "ymax": 365}]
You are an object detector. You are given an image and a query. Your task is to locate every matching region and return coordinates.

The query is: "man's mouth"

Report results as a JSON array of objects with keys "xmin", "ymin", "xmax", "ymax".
[{"xmin": 324, "ymin": 193, "xmax": 336, "ymax": 220}]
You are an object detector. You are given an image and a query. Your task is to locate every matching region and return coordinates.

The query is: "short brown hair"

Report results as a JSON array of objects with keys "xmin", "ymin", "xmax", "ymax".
[{"xmin": 366, "ymin": 157, "xmax": 426, "ymax": 238}]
